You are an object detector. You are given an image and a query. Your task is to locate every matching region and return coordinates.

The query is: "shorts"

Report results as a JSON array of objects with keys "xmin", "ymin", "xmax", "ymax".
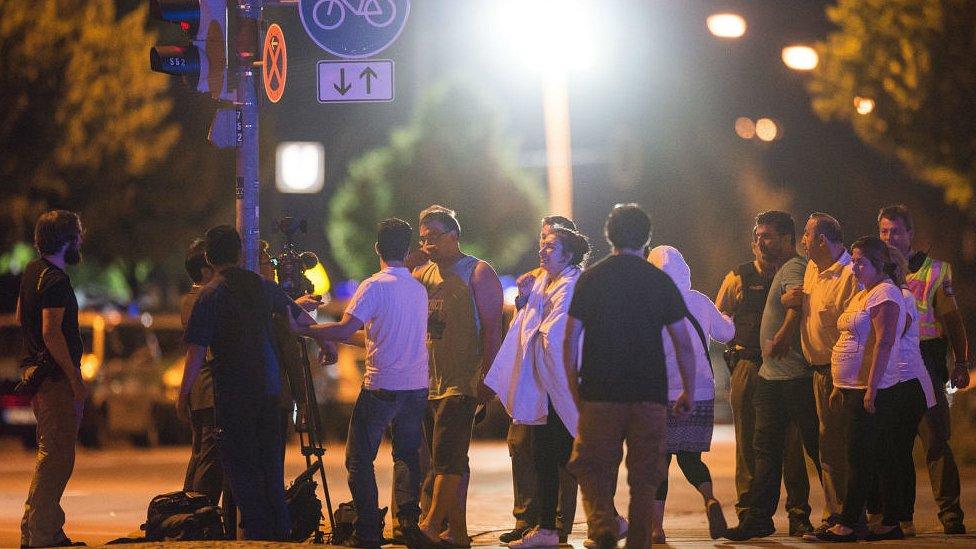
[{"xmin": 427, "ymin": 395, "xmax": 477, "ymax": 475}]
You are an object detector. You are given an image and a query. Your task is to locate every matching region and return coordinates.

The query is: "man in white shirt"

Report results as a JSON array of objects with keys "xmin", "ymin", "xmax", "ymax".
[
  {"xmin": 303, "ymin": 219, "xmax": 430, "ymax": 549},
  {"xmin": 783, "ymin": 213, "xmax": 858, "ymax": 532}
]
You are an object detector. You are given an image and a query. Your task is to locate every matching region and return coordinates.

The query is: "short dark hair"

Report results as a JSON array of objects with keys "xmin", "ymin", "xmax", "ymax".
[
  {"xmin": 377, "ymin": 218, "xmax": 412, "ymax": 261},
  {"xmin": 419, "ymin": 205, "xmax": 461, "ymax": 236},
  {"xmin": 877, "ymin": 204, "xmax": 914, "ymax": 233},
  {"xmin": 551, "ymin": 226, "xmax": 591, "ymax": 267},
  {"xmin": 755, "ymin": 210, "xmax": 796, "ymax": 245},
  {"xmin": 184, "ymin": 238, "xmax": 208, "ymax": 284},
  {"xmin": 809, "ymin": 212, "xmax": 843, "ymax": 244},
  {"xmin": 34, "ymin": 210, "xmax": 82, "ymax": 256},
  {"xmin": 204, "ymin": 225, "xmax": 241, "ymax": 267},
  {"xmin": 605, "ymin": 203, "xmax": 651, "ymax": 250},
  {"xmin": 542, "ymin": 215, "xmax": 577, "ymax": 231}
]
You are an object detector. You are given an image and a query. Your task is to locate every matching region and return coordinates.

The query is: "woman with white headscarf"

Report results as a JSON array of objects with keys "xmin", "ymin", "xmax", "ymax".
[{"xmin": 647, "ymin": 245, "xmax": 735, "ymax": 542}]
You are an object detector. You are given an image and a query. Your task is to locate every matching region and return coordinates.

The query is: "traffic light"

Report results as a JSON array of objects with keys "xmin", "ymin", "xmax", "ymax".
[{"xmin": 149, "ymin": 0, "xmax": 236, "ymax": 100}]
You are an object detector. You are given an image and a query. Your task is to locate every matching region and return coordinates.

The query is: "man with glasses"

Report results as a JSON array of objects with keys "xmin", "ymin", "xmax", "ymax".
[{"xmin": 412, "ymin": 205, "xmax": 504, "ymax": 547}]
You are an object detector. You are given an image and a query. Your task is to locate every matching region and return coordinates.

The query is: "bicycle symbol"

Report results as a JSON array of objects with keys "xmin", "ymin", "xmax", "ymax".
[{"xmin": 312, "ymin": 0, "xmax": 397, "ymax": 30}]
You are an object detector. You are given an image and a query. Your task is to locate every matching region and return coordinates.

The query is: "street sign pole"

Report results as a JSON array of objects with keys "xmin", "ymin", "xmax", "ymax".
[
  {"xmin": 236, "ymin": 65, "xmax": 260, "ymax": 273},
  {"xmin": 235, "ymin": 0, "xmax": 262, "ymax": 273}
]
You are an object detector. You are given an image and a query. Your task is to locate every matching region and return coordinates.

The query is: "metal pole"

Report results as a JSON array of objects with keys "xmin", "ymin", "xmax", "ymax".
[
  {"xmin": 542, "ymin": 68, "xmax": 573, "ymax": 219},
  {"xmin": 235, "ymin": 0, "xmax": 262, "ymax": 273}
]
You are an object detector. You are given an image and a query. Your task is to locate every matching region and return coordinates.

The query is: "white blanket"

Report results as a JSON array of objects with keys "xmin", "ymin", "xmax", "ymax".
[{"xmin": 484, "ymin": 266, "xmax": 580, "ymax": 437}]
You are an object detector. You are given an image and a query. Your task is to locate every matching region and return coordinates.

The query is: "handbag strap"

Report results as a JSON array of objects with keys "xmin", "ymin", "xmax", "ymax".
[{"xmin": 686, "ymin": 313, "xmax": 714, "ymax": 374}]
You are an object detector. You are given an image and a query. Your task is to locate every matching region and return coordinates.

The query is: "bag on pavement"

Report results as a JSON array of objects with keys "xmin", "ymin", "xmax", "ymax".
[
  {"xmin": 141, "ymin": 490, "xmax": 224, "ymax": 541},
  {"xmin": 285, "ymin": 469, "xmax": 323, "ymax": 542}
]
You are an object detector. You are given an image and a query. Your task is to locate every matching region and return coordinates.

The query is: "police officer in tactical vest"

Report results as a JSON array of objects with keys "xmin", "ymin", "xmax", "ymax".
[
  {"xmin": 716, "ymin": 211, "xmax": 813, "ymax": 534},
  {"xmin": 878, "ymin": 204, "xmax": 969, "ymax": 535}
]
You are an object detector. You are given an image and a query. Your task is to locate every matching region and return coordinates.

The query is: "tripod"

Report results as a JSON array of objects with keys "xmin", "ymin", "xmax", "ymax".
[{"xmin": 288, "ymin": 336, "xmax": 337, "ymax": 542}]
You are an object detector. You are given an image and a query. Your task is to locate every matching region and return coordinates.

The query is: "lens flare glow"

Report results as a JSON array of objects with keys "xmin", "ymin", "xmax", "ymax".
[
  {"xmin": 755, "ymin": 118, "xmax": 778, "ymax": 141},
  {"xmin": 734, "ymin": 117, "xmax": 756, "ymax": 139}
]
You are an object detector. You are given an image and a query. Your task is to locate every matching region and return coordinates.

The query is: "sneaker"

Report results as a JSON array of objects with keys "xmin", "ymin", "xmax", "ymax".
[
  {"xmin": 508, "ymin": 527, "xmax": 560, "ymax": 548},
  {"xmin": 723, "ymin": 522, "xmax": 774, "ymax": 541},
  {"xmin": 944, "ymin": 521, "xmax": 966, "ymax": 535},
  {"xmin": 899, "ymin": 520, "xmax": 916, "ymax": 537},
  {"xmin": 789, "ymin": 516, "xmax": 814, "ymax": 537},
  {"xmin": 865, "ymin": 526, "xmax": 904, "ymax": 541},
  {"xmin": 499, "ymin": 526, "xmax": 531, "ymax": 544},
  {"xmin": 803, "ymin": 527, "xmax": 857, "ymax": 543},
  {"xmin": 582, "ymin": 514, "xmax": 628, "ymax": 549},
  {"xmin": 558, "ymin": 533, "xmax": 568, "ymax": 544}
]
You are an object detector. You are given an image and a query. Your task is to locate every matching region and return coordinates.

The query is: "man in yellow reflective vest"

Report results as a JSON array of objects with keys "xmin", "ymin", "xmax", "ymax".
[{"xmin": 878, "ymin": 205, "xmax": 970, "ymax": 535}]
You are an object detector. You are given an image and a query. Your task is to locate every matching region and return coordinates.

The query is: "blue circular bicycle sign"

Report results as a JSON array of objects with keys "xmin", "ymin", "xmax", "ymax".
[{"xmin": 299, "ymin": 0, "xmax": 410, "ymax": 59}]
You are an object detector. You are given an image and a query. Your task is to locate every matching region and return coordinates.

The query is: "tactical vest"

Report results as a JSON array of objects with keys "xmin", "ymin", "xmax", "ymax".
[
  {"xmin": 906, "ymin": 254, "xmax": 949, "ymax": 340},
  {"xmin": 730, "ymin": 261, "xmax": 773, "ymax": 351}
]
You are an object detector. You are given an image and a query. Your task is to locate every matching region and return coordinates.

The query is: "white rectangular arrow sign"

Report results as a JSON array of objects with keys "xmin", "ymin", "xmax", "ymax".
[{"xmin": 317, "ymin": 59, "xmax": 394, "ymax": 103}]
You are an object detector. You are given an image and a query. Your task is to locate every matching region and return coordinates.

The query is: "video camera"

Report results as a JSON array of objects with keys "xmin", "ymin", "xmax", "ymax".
[{"xmin": 271, "ymin": 217, "xmax": 319, "ymax": 300}]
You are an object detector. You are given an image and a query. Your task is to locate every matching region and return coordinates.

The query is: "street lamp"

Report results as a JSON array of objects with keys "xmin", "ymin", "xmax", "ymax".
[
  {"xmin": 782, "ymin": 45, "xmax": 818, "ymax": 71},
  {"xmin": 706, "ymin": 13, "xmax": 747, "ymax": 39},
  {"xmin": 491, "ymin": 0, "xmax": 597, "ymax": 218}
]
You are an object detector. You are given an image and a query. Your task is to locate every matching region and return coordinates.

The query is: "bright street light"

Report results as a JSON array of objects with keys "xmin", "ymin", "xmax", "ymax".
[
  {"xmin": 276, "ymin": 142, "xmax": 325, "ymax": 193},
  {"xmin": 706, "ymin": 13, "xmax": 746, "ymax": 39},
  {"xmin": 490, "ymin": 0, "xmax": 600, "ymax": 218},
  {"xmin": 782, "ymin": 45, "xmax": 819, "ymax": 71},
  {"xmin": 854, "ymin": 96, "xmax": 875, "ymax": 115},
  {"xmin": 734, "ymin": 117, "xmax": 756, "ymax": 139},
  {"xmin": 492, "ymin": 0, "xmax": 597, "ymax": 72}
]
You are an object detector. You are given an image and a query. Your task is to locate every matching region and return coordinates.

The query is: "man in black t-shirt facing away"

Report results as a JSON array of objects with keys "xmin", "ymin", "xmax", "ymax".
[
  {"xmin": 18, "ymin": 210, "xmax": 87, "ymax": 548},
  {"xmin": 179, "ymin": 225, "xmax": 314, "ymax": 541},
  {"xmin": 564, "ymin": 204, "xmax": 698, "ymax": 549}
]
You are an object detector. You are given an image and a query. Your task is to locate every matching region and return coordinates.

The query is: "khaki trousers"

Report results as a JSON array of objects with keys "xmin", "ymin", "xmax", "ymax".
[
  {"xmin": 568, "ymin": 400, "xmax": 666, "ymax": 549},
  {"xmin": 812, "ymin": 368, "xmax": 849, "ymax": 521},
  {"xmin": 21, "ymin": 377, "xmax": 82, "ymax": 548}
]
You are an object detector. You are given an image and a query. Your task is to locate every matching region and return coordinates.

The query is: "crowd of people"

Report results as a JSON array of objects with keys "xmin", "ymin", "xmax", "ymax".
[{"xmin": 13, "ymin": 201, "xmax": 971, "ymax": 547}]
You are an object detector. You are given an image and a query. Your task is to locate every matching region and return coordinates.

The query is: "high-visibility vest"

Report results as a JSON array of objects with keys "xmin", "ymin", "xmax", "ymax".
[{"xmin": 906, "ymin": 255, "xmax": 950, "ymax": 340}]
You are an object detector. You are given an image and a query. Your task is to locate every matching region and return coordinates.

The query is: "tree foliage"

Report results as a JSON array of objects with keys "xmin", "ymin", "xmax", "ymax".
[
  {"xmin": 808, "ymin": 0, "xmax": 976, "ymax": 211},
  {"xmin": 0, "ymin": 1, "xmax": 180, "ymax": 247},
  {"xmin": 327, "ymin": 79, "xmax": 545, "ymax": 279}
]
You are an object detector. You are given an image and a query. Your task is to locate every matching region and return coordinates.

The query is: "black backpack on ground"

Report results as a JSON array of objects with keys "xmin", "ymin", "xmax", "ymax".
[
  {"xmin": 285, "ymin": 469, "xmax": 324, "ymax": 542},
  {"xmin": 141, "ymin": 490, "xmax": 224, "ymax": 541}
]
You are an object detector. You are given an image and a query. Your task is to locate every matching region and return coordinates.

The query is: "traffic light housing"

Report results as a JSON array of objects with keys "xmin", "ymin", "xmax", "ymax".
[{"xmin": 149, "ymin": 0, "xmax": 236, "ymax": 100}]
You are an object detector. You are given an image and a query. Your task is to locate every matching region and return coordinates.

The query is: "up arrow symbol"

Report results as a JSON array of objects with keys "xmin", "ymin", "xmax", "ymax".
[{"xmin": 360, "ymin": 66, "xmax": 378, "ymax": 95}]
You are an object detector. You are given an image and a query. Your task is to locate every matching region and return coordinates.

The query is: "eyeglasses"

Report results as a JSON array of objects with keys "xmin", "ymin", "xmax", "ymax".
[{"xmin": 418, "ymin": 231, "xmax": 447, "ymax": 244}]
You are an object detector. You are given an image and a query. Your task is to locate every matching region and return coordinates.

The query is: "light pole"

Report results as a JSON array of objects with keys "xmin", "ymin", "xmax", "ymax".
[{"xmin": 492, "ymin": 0, "xmax": 596, "ymax": 219}]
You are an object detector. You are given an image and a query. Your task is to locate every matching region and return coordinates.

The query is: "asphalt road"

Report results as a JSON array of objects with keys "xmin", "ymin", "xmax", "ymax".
[{"xmin": 1, "ymin": 425, "xmax": 974, "ymax": 548}]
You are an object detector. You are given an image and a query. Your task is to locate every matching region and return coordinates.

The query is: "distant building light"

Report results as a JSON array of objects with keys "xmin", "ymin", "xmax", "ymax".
[
  {"xmin": 734, "ymin": 117, "xmax": 756, "ymax": 139},
  {"xmin": 782, "ymin": 45, "xmax": 818, "ymax": 71},
  {"xmin": 276, "ymin": 142, "xmax": 325, "ymax": 194},
  {"xmin": 854, "ymin": 96, "xmax": 875, "ymax": 115},
  {"xmin": 706, "ymin": 13, "xmax": 746, "ymax": 39},
  {"xmin": 756, "ymin": 118, "xmax": 778, "ymax": 141}
]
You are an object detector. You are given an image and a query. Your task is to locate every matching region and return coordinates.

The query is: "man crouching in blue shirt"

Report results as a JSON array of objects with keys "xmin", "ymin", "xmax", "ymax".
[{"xmin": 178, "ymin": 225, "xmax": 315, "ymax": 541}]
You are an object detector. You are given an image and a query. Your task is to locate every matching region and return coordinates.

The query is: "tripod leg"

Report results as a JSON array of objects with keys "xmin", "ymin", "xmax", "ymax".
[{"xmin": 299, "ymin": 339, "xmax": 336, "ymax": 531}]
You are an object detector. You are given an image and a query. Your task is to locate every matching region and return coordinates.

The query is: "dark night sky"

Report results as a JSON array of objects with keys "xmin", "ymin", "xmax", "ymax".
[{"xmin": 242, "ymin": 0, "xmax": 970, "ymax": 298}]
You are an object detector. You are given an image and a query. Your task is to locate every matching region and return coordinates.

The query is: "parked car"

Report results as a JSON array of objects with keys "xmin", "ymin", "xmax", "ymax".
[
  {"xmin": 81, "ymin": 311, "xmax": 189, "ymax": 446},
  {"xmin": 0, "ymin": 314, "xmax": 36, "ymax": 448}
]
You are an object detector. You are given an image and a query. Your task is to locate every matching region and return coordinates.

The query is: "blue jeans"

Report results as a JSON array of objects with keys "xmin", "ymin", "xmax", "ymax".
[{"xmin": 346, "ymin": 387, "xmax": 428, "ymax": 541}]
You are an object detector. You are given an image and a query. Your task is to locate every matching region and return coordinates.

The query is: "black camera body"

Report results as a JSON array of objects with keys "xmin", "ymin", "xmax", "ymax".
[{"xmin": 273, "ymin": 217, "xmax": 319, "ymax": 300}]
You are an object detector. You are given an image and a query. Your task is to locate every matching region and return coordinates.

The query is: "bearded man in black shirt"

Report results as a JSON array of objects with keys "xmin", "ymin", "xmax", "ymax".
[{"xmin": 18, "ymin": 210, "xmax": 87, "ymax": 548}]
